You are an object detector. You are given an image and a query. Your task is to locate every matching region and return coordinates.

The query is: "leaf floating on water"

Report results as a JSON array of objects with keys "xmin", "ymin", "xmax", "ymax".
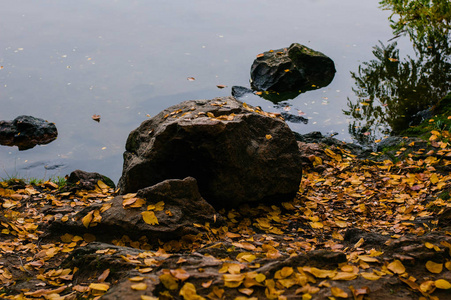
[
  {"xmin": 187, "ymin": 77, "xmax": 195, "ymax": 81},
  {"xmin": 216, "ymin": 85, "xmax": 227, "ymax": 89},
  {"xmin": 92, "ymin": 114, "xmax": 101, "ymax": 122}
]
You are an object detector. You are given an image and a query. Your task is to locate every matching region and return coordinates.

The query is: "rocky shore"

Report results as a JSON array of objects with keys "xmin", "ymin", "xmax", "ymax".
[{"xmin": 1, "ymin": 97, "xmax": 450, "ymax": 299}]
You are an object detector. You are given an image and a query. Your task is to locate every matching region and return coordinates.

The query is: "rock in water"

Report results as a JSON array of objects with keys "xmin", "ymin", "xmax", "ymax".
[
  {"xmin": 0, "ymin": 115, "xmax": 58, "ymax": 150},
  {"xmin": 118, "ymin": 96, "xmax": 302, "ymax": 208},
  {"xmin": 250, "ymin": 43, "xmax": 336, "ymax": 95}
]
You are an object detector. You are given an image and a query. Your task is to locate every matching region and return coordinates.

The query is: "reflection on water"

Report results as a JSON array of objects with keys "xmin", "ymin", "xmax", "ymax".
[
  {"xmin": 3, "ymin": 0, "xmax": 442, "ymax": 181},
  {"xmin": 345, "ymin": 0, "xmax": 451, "ymax": 144}
]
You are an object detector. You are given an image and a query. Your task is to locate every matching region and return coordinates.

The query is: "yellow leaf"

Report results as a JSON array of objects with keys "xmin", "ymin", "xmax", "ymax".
[
  {"xmin": 238, "ymin": 288, "xmax": 254, "ymax": 296},
  {"xmin": 387, "ymin": 260, "xmax": 405, "ymax": 274},
  {"xmin": 223, "ymin": 274, "xmax": 245, "ymax": 288},
  {"xmin": 142, "ymin": 211, "xmax": 159, "ymax": 225},
  {"xmin": 255, "ymin": 273, "xmax": 266, "ymax": 283},
  {"xmin": 309, "ymin": 221, "xmax": 323, "ymax": 229},
  {"xmin": 331, "ymin": 286, "xmax": 348, "ymax": 298},
  {"xmin": 274, "ymin": 267, "xmax": 293, "ymax": 279},
  {"xmin": 420, "ymin": 280, "xmax": 435, "ymax": 293},
  {"xmin": 358, "ymin": 255, "xmax": 379, "ymax": 263},
  {"xmin": 97, "ymin": 180, "xmax": 109, "ymax": 189},
  {"xmin": 331, "ymin": 272, "xmax": 358, "ymax": 281},
  {"xmin": 141, "ymin": 296, "xmax": 158, "ymax": 300},
  {"xmin": 361, "ymin": 272, "xmax": 381, "ymax": 280},
  {"xmin": 154, "ymin": 201, "xmax": 165, "ymax": 211},
  {"xmin": 131, "ymin": 283, "xmax": 147, "ymax": 291},
  {"xmin": 236, "ymin": 253, "xmax": 257, "ymax": 263},
  {"xmin": 303, "ymin": 267, "xmax": 337, "ymax": 279},
  {"xmin": 430, "ymin": 173, "xmax": 439, "ymax": 184},
  {"xmin": 129, "ymin": 276, "xmax": 144, "ymax": 282},
  {"xmin": 170, "ymin": 268, "xmax": 190, "ymax": 281},
  {"xmin": 159, "ymin": 274, "xmax": 178, "ymax": 290},
  {"xmin": 266, "ymin": 134, "xmax": 272, "ymax": 140},
  {"xmin": 332, "ymin": 231, "xmax": 344, "ymax": 240},
  {"xmin": 179, "ymin": 282, "xmax": 205, "ymax": 300},
  {"xmin": 202, "ymin": 280, "xmax": 212, "ymax": 288},
  {"xmin": 425, "ymin": 261, "xmax": 443, "ymax": 274},
  {"xmin": 82, "ymin": 211, "xmax": 93, "ymax": 228},
  {"xmin": 354, "ymin": 238, "xmax": 365, "ymax": 248},
  {"xmin": 89, "ymin": 283, "xmax": 110, "ymax": 291},
  {"xmin": 425, "ymin": 242, "xmax": 435, "ymax": 249},
  {"xmin": 435, "ymin": 279, "xmax": 451, "ymax": 289}
]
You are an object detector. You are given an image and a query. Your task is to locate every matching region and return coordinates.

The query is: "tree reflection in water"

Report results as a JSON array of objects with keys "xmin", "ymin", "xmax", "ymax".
[{"xmin": 344, "ymin": 0, "xmax": 450, "ymax": 145}]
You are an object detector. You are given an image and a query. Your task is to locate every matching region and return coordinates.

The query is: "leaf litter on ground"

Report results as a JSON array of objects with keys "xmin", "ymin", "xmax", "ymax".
[{"xmin": 0, "ymin": 129, "xmax": 451, "ymax": 299}]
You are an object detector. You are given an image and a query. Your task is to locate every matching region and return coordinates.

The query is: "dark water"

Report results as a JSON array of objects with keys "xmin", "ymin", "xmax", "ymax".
[{"xmin": 1, "ymin": 0, "xmax": 447, "ymax": 183}]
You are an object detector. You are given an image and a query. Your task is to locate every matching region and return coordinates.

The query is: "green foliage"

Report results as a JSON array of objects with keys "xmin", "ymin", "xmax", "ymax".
[{"xmin": 380, "ymin": 0, "xmax": 450, "ymax": 39}]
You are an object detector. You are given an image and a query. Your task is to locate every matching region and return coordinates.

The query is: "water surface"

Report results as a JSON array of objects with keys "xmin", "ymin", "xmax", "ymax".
[{"xmin": 1, "ymin": 0, "xmax": 416, "ymax": 182}]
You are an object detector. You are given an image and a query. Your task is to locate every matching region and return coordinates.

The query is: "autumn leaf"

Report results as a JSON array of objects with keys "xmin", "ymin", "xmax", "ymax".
[
  {"xmin": 92, "ymin": 114, "xmax": 101, "ymax": 122},
  {"xmin": 170, "ymin": 268, "xmax": 190, "ymax": 281},
  {"xmin": 435, "ymin": 279, "xmax": 451, "ymax": 289},
  {"xmin": 82, "ymin": 211, "xmax": 94, "ymax": 228},
  {"xmin": 89, "ymin": 283, "xmax": 110, "ymax": 291},
  {"xmin": 142, "ymin": 211, "xmax": 158, "ymax": 225},
  {"xmin": 425, "ymin": 261, "xmax": 443, "ymax": 274},
  {"xmin": 387, "ymin": 260, "xmax": 406, "ymax": 274},
  {"xmin": 179, "ymin": 282, "xmax": 205, "ymax": 300},
  {"xmin": 131, "ymin": 283, "xmax": 147, "ymax": 291},
  {"xmin": 331, "ymin": 286, "xmax": 348, "ymax": 298},
  {"xmin": 159, "ymin": 273, "xmax": 178, "ymax": 290}
]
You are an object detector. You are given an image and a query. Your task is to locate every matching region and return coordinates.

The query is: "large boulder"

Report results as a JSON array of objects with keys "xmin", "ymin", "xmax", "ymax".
[
  {"xmin": 250, "ymin": 43, "xmax": 336, "ymax": 96},
  {"xmin": 0, "ymin": 115, "xmax": 58, "ymax": 150},
  {"xmin": 118, "ymin": 96, "xmax": 302, "ymax": 208}
]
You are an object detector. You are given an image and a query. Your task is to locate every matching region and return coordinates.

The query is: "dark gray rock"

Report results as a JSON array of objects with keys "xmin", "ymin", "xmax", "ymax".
[
  {"xmin": 250, "ymin": 43, "xmax": 336, "ymax": 95},
  {"xmin": 118, "ymin": 96, "xmax": 303, "ymax": 208},
  {"xmin": 66, "ymin": 169, "xmax": 115, "ymax": 190},
  {"xmin": 0, "ymin": 115, "xmax": 57, "ymax": 150},
  {"xmin": 50, "ymin": 177, "xmax": 222, "ymax": 241}
]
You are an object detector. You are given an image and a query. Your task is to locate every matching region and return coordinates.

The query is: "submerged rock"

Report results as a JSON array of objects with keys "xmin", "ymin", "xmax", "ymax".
[
  {"xmin": 118, "ymin": 96, "xmax": 303, "ymax": 208},
  {"xmin": 0, "ymin": 115, "xmax": 58, "ymax": 150},
  {"xmin": 250, "ymin": 43, "xmax": 336, "ymax": 99}
]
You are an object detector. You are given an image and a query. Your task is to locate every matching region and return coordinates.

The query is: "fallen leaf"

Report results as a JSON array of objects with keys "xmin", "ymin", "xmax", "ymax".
[
  {"xmin": 89, "ymin": 283, "xmax": 110, "ymax": 291},
  {"xmin": 425, "ymin": 261, "xmax": 443, "ymax": 274},
  {"xmin": 142, "ymin": 211, "xmax": 159, "ymax": 225},
  {"xmin": 435, "ymin": 279, "xmax": 451, "ymax": 289},
  {"xmin": 92, "ymin": 114, "xmax": 101, "ymax": 122},
  {"xmin": 131, "ymin": 283, "xmax": 147, "ymax": 291},
  {"xmin": 331, "ymin": 286, "xmax": 348, "ymax": 298},
  {"xmin": 387, "ymin": 260, "xmax": 405, "ymax": 274}
]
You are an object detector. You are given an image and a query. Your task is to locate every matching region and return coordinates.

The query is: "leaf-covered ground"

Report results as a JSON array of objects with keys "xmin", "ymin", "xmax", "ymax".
[{"xmin": 1, "ymin": 129, "xmax": 451, "ymax": 299}]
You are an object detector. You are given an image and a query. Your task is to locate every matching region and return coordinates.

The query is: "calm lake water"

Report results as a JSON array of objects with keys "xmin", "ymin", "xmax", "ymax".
[{"xmin": 0, "ymin": 0, "xmax": 426, "ymax": 182}]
